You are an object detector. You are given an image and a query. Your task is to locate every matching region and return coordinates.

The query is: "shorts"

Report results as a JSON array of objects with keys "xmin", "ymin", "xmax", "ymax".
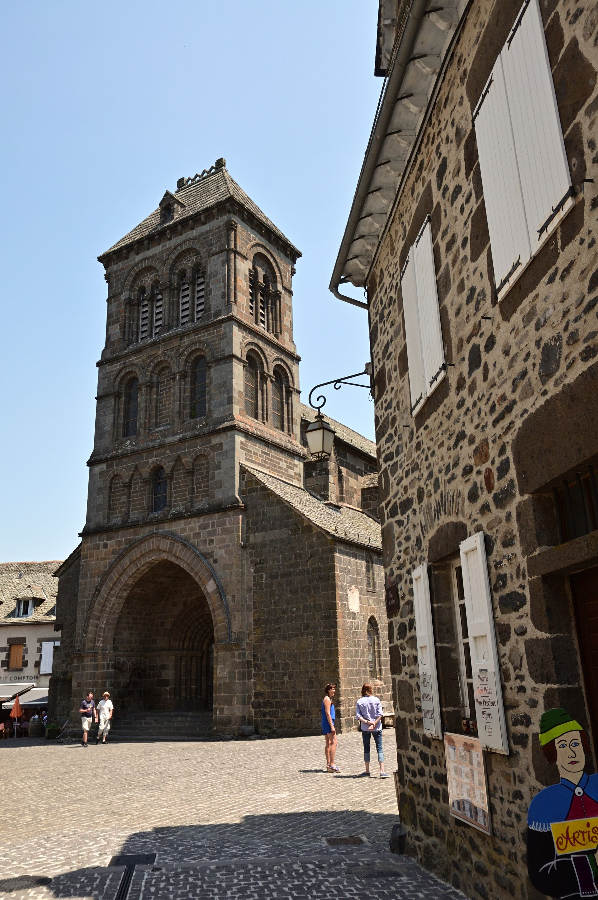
[
  {"xmin": 98, "ymin": 717, "xmax": 111, "ymax": 734},
  {"xmin": 81, "ymin": 717, "xmax": 92, "ymax": 732}
]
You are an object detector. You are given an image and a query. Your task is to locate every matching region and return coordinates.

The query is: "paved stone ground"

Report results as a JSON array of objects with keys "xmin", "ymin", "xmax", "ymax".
[{"xmin": 0, "ymin": 732, "xmax": 466, "ymax": 899}]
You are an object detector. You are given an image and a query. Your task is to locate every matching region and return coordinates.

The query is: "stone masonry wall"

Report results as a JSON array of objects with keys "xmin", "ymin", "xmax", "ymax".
[
  {"xmin": 367, "ymin": 2, "xmax": 598, "ymax": 898},
  {"xmin": 334, "ymin": 543, "xmax": 391, "ymax": 733},
  {"xmin": 240, "ymin": 471, "xmax": 341, "ymax": 735}
]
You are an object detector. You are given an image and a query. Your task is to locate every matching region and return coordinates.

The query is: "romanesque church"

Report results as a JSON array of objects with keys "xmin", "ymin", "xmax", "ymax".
[{"xmin": 49, "ymin": 159, "xmax": 390, "ymax": 737}]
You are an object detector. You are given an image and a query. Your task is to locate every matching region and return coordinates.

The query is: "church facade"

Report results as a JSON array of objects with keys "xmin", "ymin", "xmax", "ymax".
[{"xmin": 49, "ymin": 159, "xmax": 390, "ymax": 737}]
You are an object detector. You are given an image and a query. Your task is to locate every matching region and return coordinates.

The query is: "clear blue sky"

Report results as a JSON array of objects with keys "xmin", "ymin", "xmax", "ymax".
[{"xmin": 0, "ymin": 1, "xmax": 381, "ymax": 562}]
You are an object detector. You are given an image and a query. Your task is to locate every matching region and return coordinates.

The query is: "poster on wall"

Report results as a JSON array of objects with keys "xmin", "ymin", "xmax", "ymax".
[{"xmin": 444, "ymin": 733, "xmax": 491, "ymax": 835}]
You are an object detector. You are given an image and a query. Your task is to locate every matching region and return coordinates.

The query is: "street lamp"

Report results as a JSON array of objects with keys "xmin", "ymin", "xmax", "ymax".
[{"xmin": 306, "ymin": 364, "xmax": 372, "ymax": 461}]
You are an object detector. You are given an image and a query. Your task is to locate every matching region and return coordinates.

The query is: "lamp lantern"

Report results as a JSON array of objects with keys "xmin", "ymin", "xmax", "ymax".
[{"xmin": 305, "ymin": 413, "xmax": 336, "ymax": 460}]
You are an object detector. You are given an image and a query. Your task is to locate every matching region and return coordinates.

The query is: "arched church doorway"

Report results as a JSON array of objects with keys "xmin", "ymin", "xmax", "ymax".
[{"xmin": 111, "ymin": 560, "xmax": 214, "ymax": 720}]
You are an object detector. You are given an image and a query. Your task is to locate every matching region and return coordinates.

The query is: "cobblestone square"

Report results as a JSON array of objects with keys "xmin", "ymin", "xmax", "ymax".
[{"xmin": 0, "ymin": 732, "xmax": 466, "ymax": 899}]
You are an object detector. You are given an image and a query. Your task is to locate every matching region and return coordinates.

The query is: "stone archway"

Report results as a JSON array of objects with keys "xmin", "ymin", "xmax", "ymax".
[{"xmin": 82, "ymin": 533, "xmax": 231, "ymax": 735}]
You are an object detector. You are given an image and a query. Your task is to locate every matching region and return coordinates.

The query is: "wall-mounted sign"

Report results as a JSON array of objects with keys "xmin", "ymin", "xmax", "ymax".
[
  {"xmin": 385, "ymin": 583, "xmax": 399, "ymax": 615},
  {"xmin": 445, "ymin": 733, "xmax": 491, "ymax": 835}
]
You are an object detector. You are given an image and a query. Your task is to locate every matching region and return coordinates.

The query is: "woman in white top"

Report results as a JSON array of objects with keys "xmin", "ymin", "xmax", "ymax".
[{"xmin": 355, "ymin": 683, "xmax": 390, "ymax": 778}]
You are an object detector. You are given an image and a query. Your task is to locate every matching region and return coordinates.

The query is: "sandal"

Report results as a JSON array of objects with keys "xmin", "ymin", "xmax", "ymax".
[{"xmin": 329, "ymin": 765, "xmax": 340, "ymax": 773}]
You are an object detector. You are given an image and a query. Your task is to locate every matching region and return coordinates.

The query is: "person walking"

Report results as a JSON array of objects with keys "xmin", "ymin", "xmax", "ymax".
[
  {"xmin": 79, "ymin": 691, "xmax": 97, "ymax": 747},
  {"xmin": 96, "ymin": 692, "xmax": 113, "ymax": 744},
  {"xmin": 356, "ymin": 683, "xmax": 390, "ymax": 777},
  {"xmin": 322, "ymin": 683, "xmax": 339, "ymax": 773}
]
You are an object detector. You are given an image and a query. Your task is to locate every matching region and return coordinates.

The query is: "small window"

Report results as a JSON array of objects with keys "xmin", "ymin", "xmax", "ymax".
[
  {"xmin": 15, "ymin": 598, "xmax": 33, "ymax": 618},
  {"xmin": 123, "ymin": 378, "xmax": 139, "ymax": 438},
  {"xmin": 9, "ymin": 643, "xmax": 24, "ymax": 669},
  {"xmin": 366, "ymin": 553, "xmax": 375, "ymax": 592},
  {"xmin": 553, "ymin": 466, "xmax": 598, "ymax": 543},
  {"xmin": 367, "ymin": 618, "xmax": 380, "ymax": 680},
  {"xmin": 195, "ymin": 272, "xmax": 205, "ymax": 321},
  {"xmin": 190, "ymin": 357, "xmax": 207, "ymax": 419},
  {"xmin": 152, "ymin": 467, "xmax": 168, "ymax": 513},
  {"xmin": 244, "ymin": 355, "xmax": 259, "ymax": 419}
]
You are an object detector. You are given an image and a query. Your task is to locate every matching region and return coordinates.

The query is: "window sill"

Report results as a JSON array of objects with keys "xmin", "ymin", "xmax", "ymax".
[
  {"xmin": 412, "ymin": 367, "xmax": 447, "ymax": 418},
  {"xmin": 495, "ymin": 194, "xmax": 575, "ymax": 304}
]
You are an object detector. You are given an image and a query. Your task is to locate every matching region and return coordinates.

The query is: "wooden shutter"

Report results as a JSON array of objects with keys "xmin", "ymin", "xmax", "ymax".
[
  {"xmin": 413, "ymin": 220, "xmax": 445, "ymax": 395},
  {"xmin": 459, "ymin": 532, "xmax": 508, "ymax": 753},
  {"xmin": 474, "ymin": 60, "xmax": 531, "ymax": 297},
  {"xmin": 413, "ymin": 564, "xmax": 442, "ymax": 739},
  {"xmin": 9, "ymin": 643, "xmax": 23, "ymax": 669},
  {"xmin": 502, "ymin": 0, "xmax": 572, "ymax": 249},
  {"xmin": 40, "ymin": 641, "xmax": 59, "ymax": 675},
  {"xmin": 401, "ymin": 253, "xmax": 426, "ymax": 415}
]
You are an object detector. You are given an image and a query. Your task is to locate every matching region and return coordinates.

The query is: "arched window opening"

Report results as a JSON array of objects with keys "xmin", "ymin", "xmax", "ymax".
[
  {"xmin": 123, "ymin": 377, "xmax": 139, "ymax": 438},
  {"xmin": 179, "ymin": 274, "xmax": 191, "ymax": 326},
  {"xmin": 367, "ymin": 617, "xmax": 380, "ymax": 681},
  {"xmin": 366, "ymin": 553, "xmax": 375, "ymax": 592},
  {"xmin": 195, "ymin": 271, "xmax": 205, "ymax": 321},
  {"xmin": 139, "ymin": 288, "xmax": 149, "ymax": 341},
  {"xmin": 153, "ymin": 284, "xmax": 163, "ymax": 336},
  {"xmin": 258, "ymin": 284, "xmax": 267, "ymax": 329},
  {"xmin": 272, "ymin": 368, "xmax": 288, "ymax": 431},
  {"xmin": 244, "ymin": 355, "xmax": 259, "ymax": 419},
  {"xmin": 190, "ymin": 357, "xmax": 207, "ymax": 419},
  {"xmin": 152, "ymin": 467, "xmax": 168, "ymax": 513}
]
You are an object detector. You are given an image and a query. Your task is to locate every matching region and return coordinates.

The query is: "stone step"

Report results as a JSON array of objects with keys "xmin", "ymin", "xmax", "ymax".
[{"xmin": 110, "ymin": 710, "xmax": 214, "ymax": 738}]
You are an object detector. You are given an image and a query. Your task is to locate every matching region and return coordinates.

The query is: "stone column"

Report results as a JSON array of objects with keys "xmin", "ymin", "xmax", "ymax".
[{"xmin": 227, "ymin": 220, "xmax": 238, "ymax": 305}]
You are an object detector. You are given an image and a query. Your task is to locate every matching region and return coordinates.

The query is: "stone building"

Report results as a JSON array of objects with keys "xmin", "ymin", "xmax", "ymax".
[
  {"xmin": 331, "ymin": 1, "xmax": 598, "ymax": 897},
  {"xmin": 50, "ymin": 159, "xmax": 390, "ymax": 738},
  {"xmin": 0, "ymin": 562, "xmax": 61, "ymax": 710}
]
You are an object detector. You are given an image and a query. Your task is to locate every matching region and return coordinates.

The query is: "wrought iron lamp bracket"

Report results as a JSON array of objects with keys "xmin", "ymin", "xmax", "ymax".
[{"xmin": 308, "ymin": 369, "xmax": 371, "ymax": 414}]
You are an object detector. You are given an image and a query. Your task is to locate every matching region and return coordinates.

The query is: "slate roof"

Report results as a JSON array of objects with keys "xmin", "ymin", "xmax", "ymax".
[
  {"xmin": 0, "ymin": 562, "xmax": 61, "ymax": 624},
  {"xmin": 100, "ymin": 161, "xmax": 301, "ymax": 259},
  {"xmin": 242, "ymin": 465, "xmax": 382, "ymax": 551},
  {"xmin": 300, "ymin": 404, "xmax": 377, "ymax": 460}
]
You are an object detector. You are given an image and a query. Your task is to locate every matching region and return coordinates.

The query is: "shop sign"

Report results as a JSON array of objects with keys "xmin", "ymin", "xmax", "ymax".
[{"xmin": 445, "ymin": 733, "xmax": 491, "ymax": 835}]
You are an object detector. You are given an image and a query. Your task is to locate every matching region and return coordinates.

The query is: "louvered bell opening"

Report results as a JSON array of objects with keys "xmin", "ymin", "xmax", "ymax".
[
  {"xmin": 153, "ymin": 291, "xmax": 163, "ymax": 335},
  {"xmin": 195, "ymin": 274, "xmax": 205, "ymax": 320},
  {"xmin": 259, "ymin": 289, "xmax": 266, "ymax": 328},
  {"xmin": 248, "ymin": 269, "xmax": 255, "ymax": 317},
  {"xmin": 180, "ymin": 282, "xmax": 191, "ymax": 325},
  {"xmin": 244, "ymin": 361, "xmax": 258, "ymax": 419},
  {"xmin": 272, "ymin": 379, "xmax": 283, "ymax": 430},
  {"xmin": 139, "ymin": 296, "xmax": 150, "ymax": 341}
]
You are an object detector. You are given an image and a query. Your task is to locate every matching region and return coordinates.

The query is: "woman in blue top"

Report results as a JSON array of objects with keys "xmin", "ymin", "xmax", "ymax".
[
  {"xmin": 355, "ymin": 683, "xmax": 390, "ymax": 778},
  {"xmin": 322, "ymin": 683, "xmax": 339, "ymax": 772}
]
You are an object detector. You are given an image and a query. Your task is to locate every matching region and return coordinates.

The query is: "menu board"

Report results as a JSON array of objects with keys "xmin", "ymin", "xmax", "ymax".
[{"xmin": 444, "ymin": 733, "xmax": 491, "ymax": 835}]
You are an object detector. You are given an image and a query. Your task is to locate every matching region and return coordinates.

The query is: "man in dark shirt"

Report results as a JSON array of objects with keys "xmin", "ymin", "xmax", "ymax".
[{"xmin": 79, "ymin": 692, "xmax": 97, "ymax": 747}]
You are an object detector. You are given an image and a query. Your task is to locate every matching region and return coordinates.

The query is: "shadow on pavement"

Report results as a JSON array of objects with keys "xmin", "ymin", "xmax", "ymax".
[{"xmin": 0, "ymin": 810, "xmax": 468, "ymax": 900}]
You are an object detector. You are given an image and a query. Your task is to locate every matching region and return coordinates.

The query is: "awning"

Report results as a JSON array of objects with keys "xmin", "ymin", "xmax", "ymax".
[
  {"xmin": 0, "ymin": 683, "xmax": 35, "ymax": 702},
  {"xmin": 2, "ymin": 688, "xmax": 48, "ymax": 709}
]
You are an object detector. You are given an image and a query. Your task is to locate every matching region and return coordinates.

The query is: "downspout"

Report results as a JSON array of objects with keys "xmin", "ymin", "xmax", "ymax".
[{"xmin": 329, "ymin": 0, "xmax": 430, "ymax": 306}]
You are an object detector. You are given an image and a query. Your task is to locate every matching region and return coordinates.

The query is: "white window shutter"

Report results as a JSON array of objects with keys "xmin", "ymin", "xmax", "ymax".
[
  {"xmin": 502, "ymin": 0, "xmax": 572, "ymax": 250},
  {"xmin": 401, "ymin": 253, "xmax": 426, "ymax": 415},
  {"xmin": 474, "ymin": 60, "xmax": 531, "ymax": 296},
  {"xmin": 413, "ymin": 564, "xmax": 442, "ymax": 739},
  {"xmin": 459, "ymin": 532, "xmax": 509, "ymax": 753},
  {"xmin": 413, "ymin": 220, "xmax": 445, "ymax": 396},
  {"xmin": 40, "ymin": 641, "xmax": 56, "ymax": 675}
]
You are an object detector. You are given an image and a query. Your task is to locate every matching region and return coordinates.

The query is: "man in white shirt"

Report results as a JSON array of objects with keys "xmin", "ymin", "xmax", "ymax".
[{"xmin": 96, "ymin": 691, "xmax": 114, "ymax": 744}]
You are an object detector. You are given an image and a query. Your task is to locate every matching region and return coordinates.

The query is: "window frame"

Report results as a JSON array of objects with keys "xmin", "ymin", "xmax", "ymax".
[{"xmin": 450, "ymin": 558, "xmax": 476, "ymax": 722}]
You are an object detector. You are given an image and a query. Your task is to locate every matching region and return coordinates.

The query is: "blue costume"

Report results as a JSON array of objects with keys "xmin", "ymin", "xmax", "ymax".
[{"xmin": 527, "ymin": 773, "xmax": 598, "ymax": 898}]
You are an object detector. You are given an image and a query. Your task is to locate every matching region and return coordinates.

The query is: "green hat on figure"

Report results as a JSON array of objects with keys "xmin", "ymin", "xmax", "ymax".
[{"xmin": 539, "ymin": 708, "xmax": 584, "ymax": 746}]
